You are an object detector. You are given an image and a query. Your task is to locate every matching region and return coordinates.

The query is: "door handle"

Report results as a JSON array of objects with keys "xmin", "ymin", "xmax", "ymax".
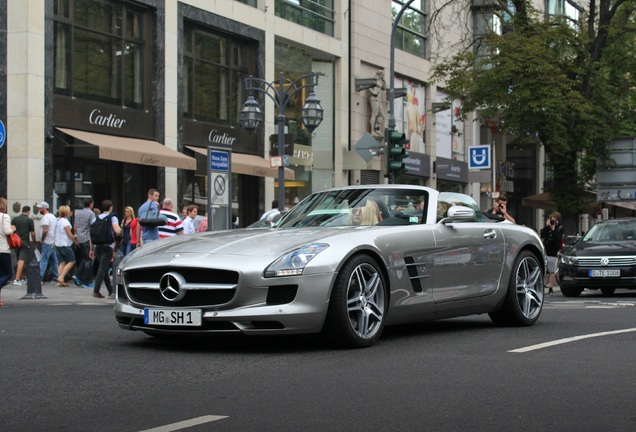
[{"xmin": 484, "ymin": 229, "xmax": 497, "ymax": 239}]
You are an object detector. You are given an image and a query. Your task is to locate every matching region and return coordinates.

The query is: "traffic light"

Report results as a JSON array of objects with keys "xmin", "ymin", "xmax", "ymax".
[{"xmin": 385, "ymin": 128, "xmax": 409, "ymax": 182}]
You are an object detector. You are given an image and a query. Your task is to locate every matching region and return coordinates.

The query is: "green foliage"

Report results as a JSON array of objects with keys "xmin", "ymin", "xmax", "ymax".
[{"xmin": 431, "ymin": 2, "xmax": 636, "ymax": 216}]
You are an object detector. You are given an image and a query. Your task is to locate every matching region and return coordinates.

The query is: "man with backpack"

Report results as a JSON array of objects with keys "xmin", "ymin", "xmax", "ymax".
[{"xmin": 89, "ymin": 200, "xmax": 121, "ymax": 299}]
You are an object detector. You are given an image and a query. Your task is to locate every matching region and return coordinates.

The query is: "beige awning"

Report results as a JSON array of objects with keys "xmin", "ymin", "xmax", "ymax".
[
  {"xmin": 185, "ymin": 146, "xmax": 295, "ymax": 180},
  {"xmin": 57, "ymin": 127, "xmax": 196, "ymax": 170}
]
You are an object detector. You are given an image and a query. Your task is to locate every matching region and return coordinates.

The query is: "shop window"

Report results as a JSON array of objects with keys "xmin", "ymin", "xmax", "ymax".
[
  {"xmin": 183, "ymin": 23, "xmax": 253, "ymax": 126},
  {"xmin": 53, "ymin": 0, "xmax": 152, "ymax": 110},
  {"xmin": 392, "ymin": 0, "xmax": 427, "ymax": 59},
  {"xmin": 275, "ymin": 0, "xmax": 335, "ymax": 36}
]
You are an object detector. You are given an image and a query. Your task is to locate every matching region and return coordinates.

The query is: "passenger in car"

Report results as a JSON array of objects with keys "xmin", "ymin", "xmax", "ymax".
[{"xmin": 347, "ymin": 200, "xmax": 382, "ymax": 226}]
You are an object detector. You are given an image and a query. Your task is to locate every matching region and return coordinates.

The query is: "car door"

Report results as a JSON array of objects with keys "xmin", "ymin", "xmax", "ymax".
[{"xmin": 430, "ymin": 221, "xmax": 505, "ymax": 303}]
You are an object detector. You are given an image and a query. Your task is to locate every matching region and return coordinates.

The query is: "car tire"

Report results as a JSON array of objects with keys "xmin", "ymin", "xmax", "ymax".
[
  {"xmin": 600, "ymin": 287, "xmax": 616, "ymax": 296},
  {"xmin": 323, "ymin": 254, "xmax": 387, "ymax": 348},
  {"xmin": 489, "ymin": 251, "xmax": 544, "ymax": 326},
  {"xmin": 560, "ymin": 284, "xmax": 583, "ymax": 297}
]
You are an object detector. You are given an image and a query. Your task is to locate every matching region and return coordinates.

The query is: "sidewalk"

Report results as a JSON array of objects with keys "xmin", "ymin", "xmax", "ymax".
[{"xmin": 1, "ymin": 280, "xmax": 115, "ymax": 305}]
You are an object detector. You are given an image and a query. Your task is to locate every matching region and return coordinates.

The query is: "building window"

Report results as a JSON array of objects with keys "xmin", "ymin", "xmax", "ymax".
[
  {"xmin": 275, "ymin": 0, "xmax": 335, "ymax": 36},
  {"xmin": 546, "ymin": 0, "xmax": 582, "ymax": 27},
  {"xmin": 53, "ymin": 0, "xmax": 152, "ymax": 110},
  {"xmin": 392, "ymin": 0, "xmax": 427, "ymax": 59},
  {"xmin": 236, "ymin": 0, "xmax": 258, "ymax": 6},
  {"xmin": 183, "ymin": 23, "xmax": 254, "ymax": 125}
]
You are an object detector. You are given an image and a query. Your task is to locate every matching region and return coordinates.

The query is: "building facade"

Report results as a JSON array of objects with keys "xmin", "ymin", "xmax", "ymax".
[{"xmin": 1, "ymin": 0, "xmax": 553, "ymax": 231}]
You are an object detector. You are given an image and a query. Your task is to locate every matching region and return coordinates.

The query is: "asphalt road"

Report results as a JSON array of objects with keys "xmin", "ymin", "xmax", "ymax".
[{"xmin": 1, "ymin": 290, "xmax": 635, "ymax": 432}]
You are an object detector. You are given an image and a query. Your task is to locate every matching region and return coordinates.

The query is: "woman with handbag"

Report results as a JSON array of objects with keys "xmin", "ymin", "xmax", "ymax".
[{"xmin": 0, "ymin": 197, "xmax": 18, "ymax": 306}]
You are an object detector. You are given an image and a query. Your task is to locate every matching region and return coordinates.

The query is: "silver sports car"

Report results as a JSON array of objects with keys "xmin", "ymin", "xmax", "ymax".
[{"xmin": 115, "ymin": 185, "xmax": 547, "ymax": 348}]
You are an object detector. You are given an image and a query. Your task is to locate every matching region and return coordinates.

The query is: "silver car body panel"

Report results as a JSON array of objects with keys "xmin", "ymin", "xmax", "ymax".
[{"xmin": 115, "ymin": 185, "xmax": 546, "ymax": 336}]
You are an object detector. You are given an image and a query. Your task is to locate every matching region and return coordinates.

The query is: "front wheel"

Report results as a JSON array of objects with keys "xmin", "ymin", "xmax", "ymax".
[
  {"xmin": 560, "ymin": 284, "xmax": 583, "ymax": 297},
  {"xmin": 489, "ymin": 251, "xmax": 544, "ymax": 326},
  {"xmin": 323, "ymin": 254, "xmax": 387, "ymax": 348},
  {"xmin": 600, "ymin": 287, "xmax": 615, "ymax": 296}
]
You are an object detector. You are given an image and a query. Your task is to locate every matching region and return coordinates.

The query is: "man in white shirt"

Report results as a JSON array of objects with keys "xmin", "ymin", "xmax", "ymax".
[
  {"xmin": 182, "ymin": 204, "xmax": 198, "ymax": 234},
  {"xmin": 38, "ymin": 201, "xmax": 59, "ymax": 282}
]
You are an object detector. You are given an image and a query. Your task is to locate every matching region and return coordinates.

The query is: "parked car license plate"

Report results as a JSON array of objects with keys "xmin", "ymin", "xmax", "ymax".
[
  {"xmin": 589, "ymin": 269, "xmax": 620, "ymax": 277},
  {"xmin": 144, "ymin": 308, "xmax": 202, "ymax": 326}
]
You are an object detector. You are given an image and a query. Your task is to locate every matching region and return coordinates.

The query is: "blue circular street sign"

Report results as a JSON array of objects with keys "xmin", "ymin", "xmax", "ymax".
[{"xmin": 0, "ymin": 120, "xmax": 5, "ymax": 149}]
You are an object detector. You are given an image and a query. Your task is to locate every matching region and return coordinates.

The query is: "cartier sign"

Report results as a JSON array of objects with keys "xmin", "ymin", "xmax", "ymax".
[
  {"xmin": 184, "ymin": 119, "xmax": 257, "ymax": 155},
  {"xmin": 89, "ymin": 109, "xmax": 127, "ymax": 129},
  {"xmin": 53, "ymin": 96, "xmax": 155, "ymax": 139}
]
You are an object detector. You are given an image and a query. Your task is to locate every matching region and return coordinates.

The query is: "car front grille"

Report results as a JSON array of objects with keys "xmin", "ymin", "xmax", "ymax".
[
  {"xmin": 574, "ymin": 256, "xmax": 636, "ymax": 267},
  {"xmin": 124, "ymin": 267, "xmax": 239, "ymax": 307},
  {"xmin": 128, "ymin": 287, "xmax": 236, "ymax": 307}
]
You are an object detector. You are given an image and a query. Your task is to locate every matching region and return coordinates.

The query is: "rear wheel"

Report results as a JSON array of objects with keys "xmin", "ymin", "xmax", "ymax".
[
  {"xmin": 323, "ymin": 254, "xmax": 387, "ymax": 348},
  {"xmin": 489, "ymin": 251, "xmax": 543, "ymax": 326},
  {"xmin": 560, "ymin": 284, "xmax": 583, "ymax": 297},
  {"xmin": 600, "ymin": 287, "xmax": 616, "ymax": 296}
]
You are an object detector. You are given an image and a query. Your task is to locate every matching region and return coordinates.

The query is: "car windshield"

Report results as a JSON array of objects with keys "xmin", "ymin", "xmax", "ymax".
[
  {"xmin": 275, "ymin": 188, "xmax": 429, "ymax": 228},
  {"xmin": 582, "ymin": 220, "xmax": 636, "ymax": 242}
]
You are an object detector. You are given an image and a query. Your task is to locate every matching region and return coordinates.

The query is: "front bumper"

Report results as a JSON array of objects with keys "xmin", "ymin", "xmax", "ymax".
[{"xmin": 114, "ymin": 271, "xmax": 337, "ymax": 336}]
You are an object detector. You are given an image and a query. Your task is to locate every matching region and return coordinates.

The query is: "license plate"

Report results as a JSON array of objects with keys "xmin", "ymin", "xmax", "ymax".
[
  {"xmin": 144, "ymin": 309, "xmax": 202, "ymax": 326},
  {"xmin": 589, "ymin": 269, "xmax": 620, "ymax": 277}
]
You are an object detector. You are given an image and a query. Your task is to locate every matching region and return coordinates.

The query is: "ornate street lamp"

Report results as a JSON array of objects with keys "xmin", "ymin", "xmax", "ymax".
[
  {"xmin": 239, "ymin": 72, "xmax": 323, "ymax": 211},
  {"xmin": 238, "ymin": 95, "xmax": 263, "ymax": 134}
]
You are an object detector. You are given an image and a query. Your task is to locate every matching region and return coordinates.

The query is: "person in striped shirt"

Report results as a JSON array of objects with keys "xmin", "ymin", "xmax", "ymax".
[{"xmin": 158, "ymin": 198, "xmax": 184, "ymax": 239}]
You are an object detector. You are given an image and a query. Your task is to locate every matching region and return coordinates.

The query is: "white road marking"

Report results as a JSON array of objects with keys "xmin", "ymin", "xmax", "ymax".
[
  {"xmin": 139, "ymin": 415, "xmax": 228, "ymax": 432},
  {"xmin": 509, "ymin": 328, "xmax": 636, "ymax": 353}
]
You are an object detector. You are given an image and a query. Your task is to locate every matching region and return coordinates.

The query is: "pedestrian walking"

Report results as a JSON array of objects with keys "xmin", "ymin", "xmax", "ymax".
[
  {"xmin": 120, "ymin": 206, "xmax": 135, "ymax": 255},
  {"xmin": 38, "ymin": 201, "xmax": 59, "ymax": 282},
  {"xmin": 11, "ymin": 206, "xmax": 37, "ymax": 285},
  {"xmin": 0, "ymin": 198, "xmax": 18, "ymax": 306},
  {"xmin": 54, "ymin": 205, "xmax": 78, "ymax": 286},
  {"xmin": 540, "ymin": 211, "xmax": 564, "ymax": 295},
  {"xmin": 158, "ymin": 198, "xmax": 184, "ymax": 238},
  {"xmin": 90, "ymin": 200, "xmax": 121, "ymax": 298},
  {"xmin": 137, "ymin": 188, "xmax": 162, "ymax": 247},
  {"xmin": 181, "ymin": 204, "xmax": 198, "ymax": 235},
  {"xmin": 72, "ymin": 198, "xmax": 95, "ymax": 288}
]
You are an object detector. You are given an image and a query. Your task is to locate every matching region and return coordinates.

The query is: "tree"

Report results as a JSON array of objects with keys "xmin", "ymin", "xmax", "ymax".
[{"xmin": 431, "ymin": 1, "xmax": 636, "ymax": 216}]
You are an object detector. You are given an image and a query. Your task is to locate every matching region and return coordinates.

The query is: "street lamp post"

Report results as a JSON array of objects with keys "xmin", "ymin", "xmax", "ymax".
[
  {"xmin": 239, "ymin": 72, "xmax": 323, "ymax": 212},
  {"xmin": 388, "ymin": 0, "xmax": 415, "ymax": 132}
]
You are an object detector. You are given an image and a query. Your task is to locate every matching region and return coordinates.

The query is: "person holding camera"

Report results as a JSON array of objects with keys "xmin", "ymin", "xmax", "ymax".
[
  {"xmin": 487, "ymin": 195, "xmax": 516, "ymax": 223},
  {"xmin": 540, "ymin": 211, "xmax": 564, "ymax": 294}
]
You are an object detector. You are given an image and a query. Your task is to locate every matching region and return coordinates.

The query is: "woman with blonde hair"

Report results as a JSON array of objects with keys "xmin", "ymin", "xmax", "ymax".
[
  {"xmin": 54, "ymin": 205, "xmax": 78, "ymax": 286},
  {"xmin": 0, "ymin": 197, "xmax": 18, "ymax": 305},
  {"xmin": 347, "ymin": 200, "xmax": 382, "ymax": 226},
  {"xmin": 120, "ymin": 206, "xmax": 135, "ymax": 255}
]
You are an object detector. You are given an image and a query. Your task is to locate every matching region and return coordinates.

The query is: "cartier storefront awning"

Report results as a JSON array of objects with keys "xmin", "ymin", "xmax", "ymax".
[
  {"xmin": 186, "ymin": 146, "xmax": 295, "ymax": 180},
  {"xmin": 57, "ymin": 128, "xmax": 197, "ymax": 170}
]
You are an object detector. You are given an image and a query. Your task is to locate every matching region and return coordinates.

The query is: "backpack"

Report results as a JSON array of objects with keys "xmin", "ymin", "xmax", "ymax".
[
  {"xmin": 138, "ymin": 203, "xmax": 167, "ymax": 227},
  {"xmin": 90, "ymin": 214, "xmax": 114, "ymax": 245}
]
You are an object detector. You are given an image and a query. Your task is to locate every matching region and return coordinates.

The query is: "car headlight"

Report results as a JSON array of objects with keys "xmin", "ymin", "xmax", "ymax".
[
  {"xmin": 559, "ymin": 255, "xmax": 578, "ymax": 265},
  {"xmin": 264, "ymin": 243, "xmax": 329, "ymax": 278},
  {"xmin": 114, "ymin": 247, "xmax": 141, "ymax": 284}
]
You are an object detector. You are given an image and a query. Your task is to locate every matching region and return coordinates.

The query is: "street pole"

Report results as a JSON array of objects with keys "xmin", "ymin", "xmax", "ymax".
[
  {"xmin": 239, "ymin": 72, "xmax": 323, "ymax": 213},
  {"xmin": 276, "ymin": 73, "xmax": 286, "ymax": 211},
  {"xmin": 388, "ymin": 0, "xmax": 415, "ymax": 131}
]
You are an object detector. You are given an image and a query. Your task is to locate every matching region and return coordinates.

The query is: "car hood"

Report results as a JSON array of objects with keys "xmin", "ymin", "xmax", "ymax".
[
  {"xmin": 564, "ymin": 241, "xmax": 636, "ymax": 256},
  {"xmin": 133, "ymin": 226, "xmax": 364, "ymax": 258}
]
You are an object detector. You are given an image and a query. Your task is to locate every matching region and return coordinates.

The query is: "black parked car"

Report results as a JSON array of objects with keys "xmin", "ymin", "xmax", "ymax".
[{"xmin": 558, "ymin": 218, "xmax": 636, "ymax": 296}]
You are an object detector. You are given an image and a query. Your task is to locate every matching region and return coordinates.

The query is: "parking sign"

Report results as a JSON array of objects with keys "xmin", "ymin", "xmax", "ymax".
[{"xmin": 468, "ymin": 145, "xmax": 491, "ymax": 169}]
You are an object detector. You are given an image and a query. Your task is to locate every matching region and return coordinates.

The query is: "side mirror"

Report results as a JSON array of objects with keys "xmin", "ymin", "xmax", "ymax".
[
  {"xmin": 264, "ymin": 210, "xmax": 282, "ymax": 227},
  {"xmin": 440, "ymin": 206, "xmax": 477, "ymax": 224}
]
